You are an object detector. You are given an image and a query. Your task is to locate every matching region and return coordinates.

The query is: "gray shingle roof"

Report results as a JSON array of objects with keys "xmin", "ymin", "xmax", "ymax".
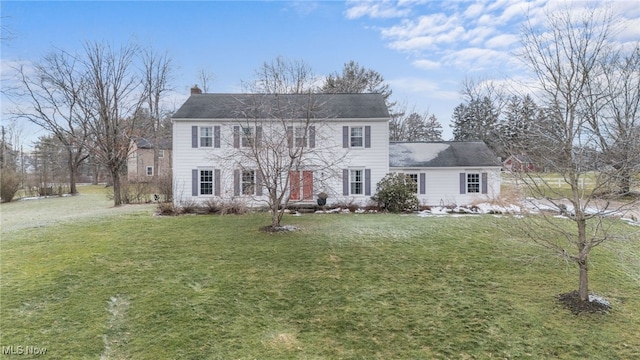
[
  {"xmin": 172, "ymin": 93, "xmax": 389, "ymax": 120},
  {"xmin": 135, "ymin": 137, "xmax": 172, "ymax": 150},
  {"xmin": 389, "ymin": 142, "xmax": 501, "ymax": 168}
]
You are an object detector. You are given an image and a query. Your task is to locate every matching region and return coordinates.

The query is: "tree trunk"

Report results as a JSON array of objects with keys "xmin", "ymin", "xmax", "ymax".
[
  {"xmin": 67, "ymin": 150, "xmax": 78, "ymax": 195},
  {"xmin": 576, "ymin": 218, "xmax": 589, "ymax": 301},
  {"xmin": 578, "ymin": 258, "xmax": 589, "ymax": 301},
  {"xmin": 92, "ymin": 163, "xmax": 100, "ymax": 185},
  {"xmin": 112, "ymin": 169, "xmax": 122, "ymax": 206},
  {"xmin": 620, "ymin": 167, "xmax": 631, "ymax": 195},
  {"xmin": 69, "ymin": 164, "xmax": 78, "ymax": 194},
  {"xmin": 270, "ymin": 202, "xmax": 284, "ymax": 228}
]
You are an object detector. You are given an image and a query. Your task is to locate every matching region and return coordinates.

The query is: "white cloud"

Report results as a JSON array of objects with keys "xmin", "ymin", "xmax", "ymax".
[
  {"xmin": 412, "ymin": 59, "xmax": 441, "ymax": 70},
  {"xmin": 387, "ymin": 35, "xmax": 436, "ymax": 51},
  {"xmin": 285, "ymin": 1, "xmax": 319, "ymax": 16},
  {"xmin": 442, "ymin": 47, "xmax": 512, "ymax": 73},
  {"xmin": 464, "ymin": 25, "xmax": 496, "ymax": 46},
  {"xmin": 617, "ymin": 16, "xmax": 640, "ymax": 42},
  {"xmin": 485, "ymin": 33, "xmax": 519, "ymax": 49},
  {"xmin": 344, "ymin": 0, "xmax": 411, "ymax": 19},
  {"xmin": 464, "ymin": 3, "xmax": 486, "ymax": 19},
  {"xmin": 390, "ymin": 77, "xmax": 439, "ymax": 92}
]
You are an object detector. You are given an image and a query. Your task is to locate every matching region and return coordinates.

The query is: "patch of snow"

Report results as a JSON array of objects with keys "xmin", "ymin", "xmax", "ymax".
[
  {"xmin": 621, "ymin": 217, "xmax": 640, "ymax": 226},
  {"xmin": 22, "ymin": 196, "xmax": 46, "ymax": 201},
  {"xmin": 589, "ymin": 294, "xmax": 610, "ymax": 307},
  {"xmin": 390, "ymin": 142, "xmax": 449, "ymax": 166},
  {"xmin": 279, "ymin": 225, "xmax": 299, "ymax": 232}
]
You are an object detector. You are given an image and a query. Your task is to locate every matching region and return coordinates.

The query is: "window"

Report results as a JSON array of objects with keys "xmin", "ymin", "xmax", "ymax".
[
  {"xmin": 200, "ymin": 169, "xmax": 213, "ymax": 195},
  {"xmin": 146, "ymin": 166, "xmax": 154, "ymax": 176},
  {"xmin": 467, "ymin": 173, "xmax": 480, "ymax": 193},
  {"xmin": 159, "ymin": 150, "xmax": 164, "ymax": 158},
  {"xmin": 242, "ymin": 170, "xmax": 255, "ymax": 195},
  {"xmin": 242, "ymin": 127, "xmax": 254, "ymax": 147},
  {"xmin": 295, "ymin": 127, "xmax": 307, "ymax": 147},
  {"xmin": 406, "ymin": 173, "xmax": 418, "ymax": 193},
  {"xmin": 200, "ymin": 127, "xmax": 213, "ymax": 147},
  {"xmin": 350, "ymin": 169, "xmax": 363, "ymax": 195},
  {"xmin": 350, "ymin": 126, "xmax": 363, "ymax": 147}
]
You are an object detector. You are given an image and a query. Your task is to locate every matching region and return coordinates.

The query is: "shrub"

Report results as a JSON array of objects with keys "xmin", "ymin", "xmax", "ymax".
[
  {"xmin": 220, "ymin": 198, "xmax": 248, "ymax": 215},
  {"xmin": 202, "ymin": 198, "xmax": 221, "ymax": 214},
  {"xmin": 157, "ymin": 202, "xmax": 177, "ymax": 215},
  {"xmin": 155, "ymin": 174, "xmax": 173, "ymax": 202},
  {"xmin": 371, "ymin": 173, "xmax": 419, "ymax": 213},
  {"xmin": 0, "ymin": 168, "xmax": 21, "ymax": 203}
]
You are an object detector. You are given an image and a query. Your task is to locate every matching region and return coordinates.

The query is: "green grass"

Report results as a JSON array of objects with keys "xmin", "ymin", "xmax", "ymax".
[
  {"xmin": 1, "ymin": 191, "xmax": 639, "ymax": 359},
  {"xmin": 502, "ymin": 172, "xmax": 640, "ymax": 199}
]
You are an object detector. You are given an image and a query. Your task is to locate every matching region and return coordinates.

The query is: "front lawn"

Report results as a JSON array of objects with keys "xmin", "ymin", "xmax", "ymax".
[{"xmin": 1, "ymin": 196, "xmax": 639, "ymax": 358}]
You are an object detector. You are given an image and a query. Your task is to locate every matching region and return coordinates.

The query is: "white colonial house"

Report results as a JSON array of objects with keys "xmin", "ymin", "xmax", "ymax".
[
  {"xmin": 172, "ymin": 92, "xmax": 390, "ymax": 207},
  {"xmin": 172, "ymin": 91, "xmax": 502, "ymax": 208}
]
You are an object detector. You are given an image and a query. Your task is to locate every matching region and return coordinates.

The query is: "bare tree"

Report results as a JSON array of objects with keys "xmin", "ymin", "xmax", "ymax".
[
  {"xmin": 583, "ymin": 46, "xmax": 640, "ymax": 195},
  {"xmin": 81, "ymin": 41, "xmax": 144, "ymax": 206},
  {"xmin": 197, "ymin": 67, "xmax": 215, "ymax": 93},
  {"xmin": 12, "ymin": 50, "xmax": 91, "ymax": 194},
  {"xmin": 514, "ymin": 4, "xmax": 639, "ymax": 302},
  {"xmin": 321, "ymin": 60, "xmax": 392, "ymax": 99},
  {"xmin": 141, "ymin": 48, "xmax": 173, "ymax": 183},
  {"xmin": 247, "ymin": 56, "xmax": 316, "ymax": 94},
  {"xmin": 321, "ymin": 60, "xmax": 399, "ymax": 117},
  {"xmin": 389, "ymin": 100, "xmax": 408, "ymax": 141},
  {"xmin": 216, "ymin": 94, "xmax": 345, "ymax": 229}
]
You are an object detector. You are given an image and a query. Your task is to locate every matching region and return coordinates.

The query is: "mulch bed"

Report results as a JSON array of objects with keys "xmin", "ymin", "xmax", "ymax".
[{"xmin": 557, "ymin": 291, "xmax": 611, "ymax": 314}]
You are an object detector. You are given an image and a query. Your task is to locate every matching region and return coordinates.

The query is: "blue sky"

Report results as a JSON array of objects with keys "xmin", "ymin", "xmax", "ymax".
[{"xmin": 2, "ymin": 0, "xmax": 639, "ymax": 145}]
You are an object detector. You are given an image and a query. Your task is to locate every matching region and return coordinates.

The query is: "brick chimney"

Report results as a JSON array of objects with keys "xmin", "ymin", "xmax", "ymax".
[{"xmin": 190, "ymin": 85, "xmax": 202, "ymax": 95}]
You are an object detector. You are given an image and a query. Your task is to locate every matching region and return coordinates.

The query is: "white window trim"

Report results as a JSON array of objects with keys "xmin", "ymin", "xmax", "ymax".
[
  {"xmin": 159, "ymin": 150, "xmax": 164, "ymax": 158},
  {"xmin": 200, "ymin": 126, "xmax": 213, "ymax": 148},
  {"xmin": 241, "ymin": 170, "xmax": 256, "ymax": 195},
  {"xmin": 350, "ymin": 126, "xmax": 364, "ymax": 148},
  {"xmin": 241, "ymin": 126, "xmax": 255, "ymax": 148},
  {"xmin": 146, "ymin": 166, "xmax": 154, "ymax": 176},
  {"xmin": 405, "ymin": 172, "xmax": 419, "ymax": 194},
  {"xmin": 350, "ymin": 168, "xmax": 364, "ymax": 196},
  {"xmin": 294, "ymin": 126, "xmax": 307, "ymax": 148},
  {"xmin": 199, "ymin": 168, "xmax": 214, "ymax": 196},
  {"xmin": 467, "ymin": 173, "xmax": 481, "ymax": 194}
]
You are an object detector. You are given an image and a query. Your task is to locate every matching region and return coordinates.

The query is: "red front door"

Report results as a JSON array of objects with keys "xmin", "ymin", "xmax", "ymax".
[
  {"xmin": 302, "ymin": 171, "xmax": 313, "ymax": 201},
  {"xmin": 289, "ymin": 171, "xmax": 313, "ymax": 201}
]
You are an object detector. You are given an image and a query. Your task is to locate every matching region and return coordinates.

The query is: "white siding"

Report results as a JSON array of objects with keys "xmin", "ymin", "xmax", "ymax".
[
  {"xmin": 173, "ymin": 118, "xmax": 389, "ymax": 207},
  {"xmin": 392, "ymin": 167, "xmax": 502, "ymax": 206}
]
